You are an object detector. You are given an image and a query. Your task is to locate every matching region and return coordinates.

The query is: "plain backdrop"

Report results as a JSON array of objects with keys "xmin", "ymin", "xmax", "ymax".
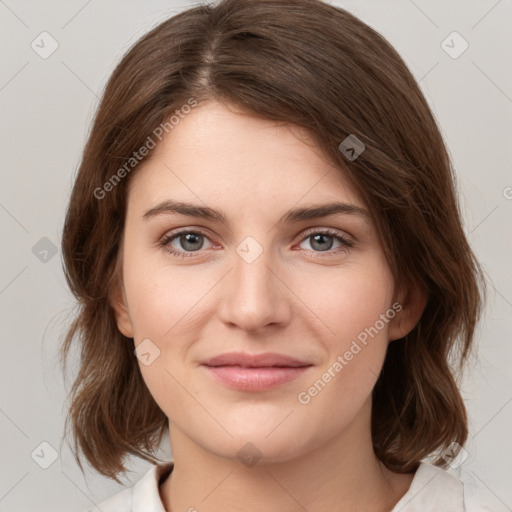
[{"xmin": 0, "ymin": 0, "xmax": 511, "ymax": 510}]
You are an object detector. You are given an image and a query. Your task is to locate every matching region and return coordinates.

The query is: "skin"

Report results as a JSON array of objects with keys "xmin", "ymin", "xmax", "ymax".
[{"xmin": 112, "ymin": 100, "xmax": 426, "ymax": 512}]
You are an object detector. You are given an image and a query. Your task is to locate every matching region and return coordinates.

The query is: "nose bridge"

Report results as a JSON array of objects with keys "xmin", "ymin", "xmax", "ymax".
[{"xmin": 219, "ymin": 234, "xmax": 289, "ymax": 331}]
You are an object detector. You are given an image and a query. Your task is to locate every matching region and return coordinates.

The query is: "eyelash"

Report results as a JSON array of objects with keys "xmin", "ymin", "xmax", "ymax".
[{"xmin": 158, "ymin": 228, "xmax": 354, "ymax": 260}]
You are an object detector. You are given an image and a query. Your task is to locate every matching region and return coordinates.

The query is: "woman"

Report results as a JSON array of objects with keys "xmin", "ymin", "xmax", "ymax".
[{"xmin": 60, "ymin": 0, "xmax": 487, "ymax": 510}]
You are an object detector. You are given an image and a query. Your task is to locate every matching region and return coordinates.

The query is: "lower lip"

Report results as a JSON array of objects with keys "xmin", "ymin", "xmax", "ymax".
[{"xmin": 202, "ymin": 365, "xmax": 311, "ymax": 392}]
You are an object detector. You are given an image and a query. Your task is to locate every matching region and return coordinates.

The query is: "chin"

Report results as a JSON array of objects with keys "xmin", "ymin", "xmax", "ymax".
[
  {"xmin": 204, "ymin": 435, "xmax": 311, "ymax": 467},
  {"xmin": 189, "ymin": 417, "xmax": 321, "ymax": 467}
]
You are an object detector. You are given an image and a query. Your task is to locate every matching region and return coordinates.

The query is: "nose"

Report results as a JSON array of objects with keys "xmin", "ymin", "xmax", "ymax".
[{"xmin": 217, "ymin": 241, "xmax": 292, "ymax": 333}]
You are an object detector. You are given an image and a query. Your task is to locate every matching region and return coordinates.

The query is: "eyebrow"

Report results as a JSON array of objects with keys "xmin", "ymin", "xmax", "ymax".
[{"xmin": 142, "ymin": 199, "xmax": 370, "ymax": 226}]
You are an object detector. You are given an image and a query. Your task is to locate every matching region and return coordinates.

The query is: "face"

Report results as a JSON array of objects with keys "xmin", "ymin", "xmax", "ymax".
[{"xmin": 113, "ymin": 100, "xmax": 415, "ymax": 464}]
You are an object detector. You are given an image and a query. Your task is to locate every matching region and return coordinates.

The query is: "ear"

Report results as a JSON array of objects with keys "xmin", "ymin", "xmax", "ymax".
[
  {"xmin": 388, "ymin": 283, "xmax": 428, "ymax": 342},
  {"xmin": 110, "ymin": 280, "xmax": 134, "ymax": 339}
]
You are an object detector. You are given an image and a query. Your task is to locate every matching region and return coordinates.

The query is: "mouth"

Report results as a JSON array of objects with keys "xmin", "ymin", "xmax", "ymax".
[{"xmin": 200, "ymin": 352, "xmax": 313, "ymax": 392}]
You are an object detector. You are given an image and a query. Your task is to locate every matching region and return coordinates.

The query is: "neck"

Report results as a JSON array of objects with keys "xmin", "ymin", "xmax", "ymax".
[{"xmin": 160, "ymin": 402, "xmax": 414, "ymax": 512}]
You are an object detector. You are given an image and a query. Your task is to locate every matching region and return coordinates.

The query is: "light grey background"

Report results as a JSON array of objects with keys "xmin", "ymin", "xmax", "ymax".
[{"xmin": 0, "ymin": 0, "xmax": 511, "ymax": 510}]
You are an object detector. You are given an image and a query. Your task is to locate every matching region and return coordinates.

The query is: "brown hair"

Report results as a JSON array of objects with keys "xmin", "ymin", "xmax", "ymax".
[{"xmin": 60, "ymin": 0, "xmax": 485, "ymax": 482}]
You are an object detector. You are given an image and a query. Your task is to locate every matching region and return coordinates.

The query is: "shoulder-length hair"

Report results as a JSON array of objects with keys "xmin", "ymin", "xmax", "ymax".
[{"xmin": 60, "ymin": 0, "xmax": 485, "ymax": 482}]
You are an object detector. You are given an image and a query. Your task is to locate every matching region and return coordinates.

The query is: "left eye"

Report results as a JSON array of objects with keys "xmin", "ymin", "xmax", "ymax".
[{"xmin": 298, "ymin": 230, "xmax": 351, "ymax": 252}]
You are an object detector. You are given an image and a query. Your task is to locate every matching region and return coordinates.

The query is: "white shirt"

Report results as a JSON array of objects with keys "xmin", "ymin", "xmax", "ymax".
[{"xmin": 86, "ymin": 460, "xmax": 493, "ymax": 511}]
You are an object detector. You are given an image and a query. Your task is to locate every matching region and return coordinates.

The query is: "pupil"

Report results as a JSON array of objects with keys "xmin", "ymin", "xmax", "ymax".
[
  {"xmin": 182, "ymin": 233, "xmax": 201, "ymax": 251},
  {"xmin": 312, "ymin": 234, "xmax": 332, "ymax": 251}
]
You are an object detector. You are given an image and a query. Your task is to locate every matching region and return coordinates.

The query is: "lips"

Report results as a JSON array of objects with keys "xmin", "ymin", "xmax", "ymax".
[
  {"xmin": 201, "ymin": 352, "xmax": 313, "ymax": 392},
  {"xmin": 201, "ymin": 352, "xmax": 311, "ymax": 368}
]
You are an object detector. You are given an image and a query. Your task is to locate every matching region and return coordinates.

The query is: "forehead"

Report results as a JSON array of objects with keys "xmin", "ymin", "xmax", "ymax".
[{"xmin": 127, "ymin": 100, "xmax": 364, "ymax": 217}]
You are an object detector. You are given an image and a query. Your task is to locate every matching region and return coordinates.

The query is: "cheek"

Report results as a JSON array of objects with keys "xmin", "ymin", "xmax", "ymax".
[
  {"xmin": 296, "ymin": 257, "xmax": 395, "ymax": 403},
  {"xmin": 122, "ymin": 252, "xmax": 217, "ymax": 413},
  {"xmin": 123, "ymin": 249, "xmax": 206, "ymax": 340},
  {"xmin": 122, "ymin": 267, "xmax": 200, "ymax": 421},
  {"xmin": 304, "ymin": 257, "xmax": 395, "ymax": 345}
]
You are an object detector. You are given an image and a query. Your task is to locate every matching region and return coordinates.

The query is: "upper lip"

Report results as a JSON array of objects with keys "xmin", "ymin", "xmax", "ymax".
[{"xmin": 201, "ymin": 352, "xmax": 312, "ymax": 368}]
